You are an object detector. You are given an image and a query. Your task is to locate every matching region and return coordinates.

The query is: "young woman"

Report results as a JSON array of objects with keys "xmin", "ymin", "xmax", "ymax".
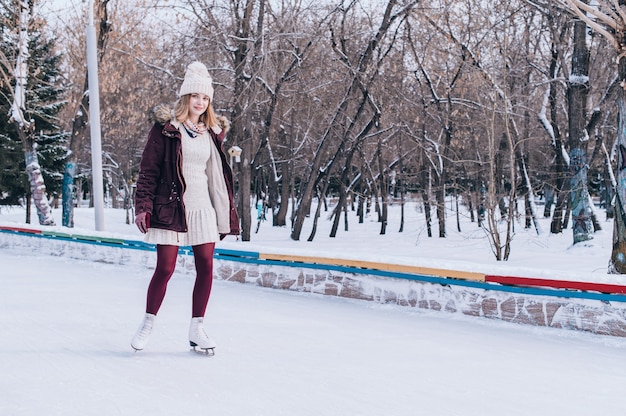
[{"xmin": 131, "ymin": 61, "xmax": 239, "ymax": 354}]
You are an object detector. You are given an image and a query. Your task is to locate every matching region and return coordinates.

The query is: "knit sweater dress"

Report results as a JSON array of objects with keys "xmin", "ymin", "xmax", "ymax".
[{"xmin": 144, "ymin": 126, "xmax": 219, "ymax": 246}]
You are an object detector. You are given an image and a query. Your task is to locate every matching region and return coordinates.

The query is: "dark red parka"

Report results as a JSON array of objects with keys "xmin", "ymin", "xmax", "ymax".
[{"xmin": 134, "ymin": 110, "xmax": 240, "ymax": 239}]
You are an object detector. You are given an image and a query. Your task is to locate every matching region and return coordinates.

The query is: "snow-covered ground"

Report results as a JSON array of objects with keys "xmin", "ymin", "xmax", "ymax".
[
  {"xmin": 0, "ymin": 200, "xmax": 623, "ymax": 283},
  {"xmin": 2, "ymin": 202, "xmax": 626, "ymax": 415}
]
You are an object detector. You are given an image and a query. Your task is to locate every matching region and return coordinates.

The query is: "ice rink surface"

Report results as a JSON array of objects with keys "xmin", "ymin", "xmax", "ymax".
[{"xmin": 2, "ymin": 249, "xmax": 626, "ymax": 416}]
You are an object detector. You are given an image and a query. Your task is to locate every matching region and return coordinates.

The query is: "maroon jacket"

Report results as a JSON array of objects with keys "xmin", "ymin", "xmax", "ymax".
[{"xmin": 134, "ymin": 116, "xmax": 240, "ymax": 238}]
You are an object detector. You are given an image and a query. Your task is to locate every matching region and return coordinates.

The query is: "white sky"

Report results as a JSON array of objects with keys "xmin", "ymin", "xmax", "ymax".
[{"xmin": 38, "ymin": 0, "xmax": 82, "ymax": 25}]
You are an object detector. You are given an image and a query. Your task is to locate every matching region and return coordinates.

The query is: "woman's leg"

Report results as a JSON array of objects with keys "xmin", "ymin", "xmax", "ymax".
[
  {"xmin": 191, "ymin": 242, "xmax": 215, "ymax": 317},
  {"xmin": 146, "ymin": 244, "xmax": 179, "ymax": 315}
]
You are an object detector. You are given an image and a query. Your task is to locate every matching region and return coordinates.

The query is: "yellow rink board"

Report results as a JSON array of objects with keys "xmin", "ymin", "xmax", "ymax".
[{"xmin": 259, "ymin": 253, "xmax": 486, "ymax": 282}]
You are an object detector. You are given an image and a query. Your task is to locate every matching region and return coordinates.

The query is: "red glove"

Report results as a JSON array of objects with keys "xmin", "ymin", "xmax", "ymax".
[{"xmin": 135, "ymin": 212, "xmax": 150, "ymax": 234}]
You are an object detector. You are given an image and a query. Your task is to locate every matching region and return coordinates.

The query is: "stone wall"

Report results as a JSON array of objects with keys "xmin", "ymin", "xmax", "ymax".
[{"xmin": 214, "ymin": 259, "xmax": 626, "ymax": 338}]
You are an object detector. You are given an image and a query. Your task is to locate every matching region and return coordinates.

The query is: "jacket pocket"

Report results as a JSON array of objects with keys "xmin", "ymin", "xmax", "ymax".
[{"xmin": 153, "ymin": 195, "xmax": 178, "ymax": 225}]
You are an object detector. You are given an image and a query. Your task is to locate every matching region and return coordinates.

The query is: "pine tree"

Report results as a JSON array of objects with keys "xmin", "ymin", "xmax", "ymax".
[
  {"xmin": 0, "ymin": 1, "xmax": 68, "ymax": 218},
  {"xmin": 27, "ymin": 25, "xmax": 69, "ymax": 204},
  {"xmin": 0, "ymin": 5, "xmax": 29, "ymax": 205}
]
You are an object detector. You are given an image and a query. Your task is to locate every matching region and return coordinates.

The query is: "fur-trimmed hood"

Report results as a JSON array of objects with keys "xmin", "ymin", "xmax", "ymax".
[
  {"xmin": 149, "ymin": 103, "xmax": 174, "ymax": 125},
  {"xmin": 149, "ymin": 103, "xmax": 231, "ymax": 133}
]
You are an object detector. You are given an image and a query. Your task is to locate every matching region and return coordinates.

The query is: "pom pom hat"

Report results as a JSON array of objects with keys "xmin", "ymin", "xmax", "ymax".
[{"xmin": 178, "ymin": 61, "xmax": 214, "ymax": 101}]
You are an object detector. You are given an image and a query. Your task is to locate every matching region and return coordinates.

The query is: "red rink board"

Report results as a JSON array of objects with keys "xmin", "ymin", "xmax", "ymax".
[
  {"xmin": 0, "ymin": 226, "xmax": 42, "ymax": 235},
  {"xmin": 485, "ymin": 274, "xmax": 626, "ymax": 295}
]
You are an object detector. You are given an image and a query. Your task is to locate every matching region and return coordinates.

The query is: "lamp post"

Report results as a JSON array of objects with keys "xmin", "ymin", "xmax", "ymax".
[{"xmin": 87, "ymin": 0, "xmax": 105, "ymax": 230}]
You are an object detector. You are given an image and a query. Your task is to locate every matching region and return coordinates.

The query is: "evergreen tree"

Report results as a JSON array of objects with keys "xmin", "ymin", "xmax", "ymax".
[
  {"xmin": 0, "ymin": 5, "xmax": 28, "ymax": 204},
  {"xmin": 27, "ymin": 26, "xmax": 69, "ymax": 204},
  {"xmin": 0, "ymin": 2, "xmax": 68, "ymax": 209},
  {"xmin": 0, "ymin": 120, "xmax": 28, "ymax": 205}
]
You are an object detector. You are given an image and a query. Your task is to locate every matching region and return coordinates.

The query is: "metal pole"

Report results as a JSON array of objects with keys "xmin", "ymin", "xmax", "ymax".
[{"xmin": 87, "ymin": 0, "xmax": 105, "ymax": 231}]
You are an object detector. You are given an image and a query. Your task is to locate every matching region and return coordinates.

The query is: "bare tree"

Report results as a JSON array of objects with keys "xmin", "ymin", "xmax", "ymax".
[
  {"xmin": 568, "ymin": 13, "xmax": 594, "ymax": 243},
  {"xmin": 248, "ymin": 1, "xmax": 325, "ymax": 231},
  {"xmin": 17, "ymin": 0, "xmax": 624, "ymax": 265},
  {"xmin": 290, "ymin": 0, "xmax": 419, "ymax": 241},
  {"xmin": 553, "ymin": 0, "xmax": 626, "ymax": 271}
]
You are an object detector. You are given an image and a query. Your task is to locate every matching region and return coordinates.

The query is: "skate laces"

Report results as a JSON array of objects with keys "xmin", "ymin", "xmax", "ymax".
[
  {"xmin": 190, "ymin": 318, "xmax": 212, "ymax": 344},
  {"xmin": 137, "ymin": 320, "xmax": 153, "ymax": 339},
  {"xmin": 194, "ymin": 323, "xmax": 209, "ymax": 340},
  {"xmin": 198, "ymin": 327, "xmax": 209, "ymax": 341}
]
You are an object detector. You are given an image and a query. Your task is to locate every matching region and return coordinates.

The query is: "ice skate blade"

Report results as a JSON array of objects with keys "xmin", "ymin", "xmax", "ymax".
[{"xmin": 190, "ymin": 346, "xmax": 215, "ymax": 356}]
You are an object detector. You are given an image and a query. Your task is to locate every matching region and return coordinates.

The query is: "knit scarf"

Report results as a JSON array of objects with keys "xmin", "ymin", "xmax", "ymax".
[{"xmin": 183, "ymin": 119, "xmax": 208, "ymax": 138}]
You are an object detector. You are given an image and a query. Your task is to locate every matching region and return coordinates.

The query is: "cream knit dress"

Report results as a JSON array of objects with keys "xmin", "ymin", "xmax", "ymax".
[{"xmin": 144, "ymin": 126, "xmax": 219, "ymax": 246}]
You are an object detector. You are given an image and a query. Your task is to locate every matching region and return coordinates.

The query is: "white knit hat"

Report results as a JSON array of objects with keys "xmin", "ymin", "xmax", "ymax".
[{"xmin": 178, "ymin": 61, "xmax": 214, "ymax": 100}]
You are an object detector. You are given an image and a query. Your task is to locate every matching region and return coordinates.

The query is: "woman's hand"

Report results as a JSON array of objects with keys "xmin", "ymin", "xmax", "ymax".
[{"xmin": 135, "ymin": 212, "xmax": 150, "ymax": 233}]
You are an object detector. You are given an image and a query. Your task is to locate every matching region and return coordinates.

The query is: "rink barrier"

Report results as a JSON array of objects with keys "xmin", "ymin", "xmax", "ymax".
[
  {"xmin": 258, "ymin": 253, "xmax": 485, "ymax": 281},
  {"xmin": 3, "ymin": 224, "xmax": 626, "ymax": 304},
  {"xmin": 485, "ymin": 275, "xmax": 626, "ymax": 295},
  {"xmin": 5, "ymin": 224, "xmax": 626, "ymax": 337}
]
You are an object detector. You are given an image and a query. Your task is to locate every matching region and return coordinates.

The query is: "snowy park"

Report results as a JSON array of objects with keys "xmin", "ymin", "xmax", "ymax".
[{"xmin": 4, "ymin": 0, "xmax": 626, "ymax": 413}]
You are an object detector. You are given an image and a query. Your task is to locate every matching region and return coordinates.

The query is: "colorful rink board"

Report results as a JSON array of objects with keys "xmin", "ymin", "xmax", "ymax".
[
  {"xmin": 259, "ymin": 253, "xmax": 485, "ymax": 281},
  {"xmin": 485, "ymin": 274, "xmax": 626, "ymax": 294},
  {"xmin": 3, "ymin": 225, "xmax": 626, "ymax": 303}
]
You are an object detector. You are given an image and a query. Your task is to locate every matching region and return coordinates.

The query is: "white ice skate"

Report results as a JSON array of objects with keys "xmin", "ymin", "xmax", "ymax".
[
  {"xmin": 189, "ymin": 317, "xmax": 216, "ymax": 356},
  {"xmin": 131, "ymin": 313, "xmax": 155, "ymax": 351}
]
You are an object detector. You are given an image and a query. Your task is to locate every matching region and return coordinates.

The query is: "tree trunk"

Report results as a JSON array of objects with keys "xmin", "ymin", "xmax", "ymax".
[
  {"xmin": 307, "ymin": 196, "xmax": 323, "ymax": 242},
  {"xmin": 329, "ymin": 183, "xmax": 345, "ymax": 238},
  {"xmin": 610, "ymin": 55, "xmax": 626, "ymax": 272},
  {"xmin": 435, "ymin": 180, "xmax": 446, "ymax": 238},
  {"xmin": 568, "ymin": 16, "xmax": 594, "ymax": 243},
  {"xmin": 467, "ymin": 186, "xmax": 475, "ymax": 223},
  {"xmin": 421, "ymin": 167, "xmax": 433, "ymax": 238},
  {"xmin": 602, "ymin": 142, "xmax": 616, "ymax": 220},
  {"xmin": 22, "ymin": 140, "xmax": 55, "ymax": 225},
  {"xmin": 273, "ymin": 126, "xmax": 291, "ymax": 226},
  {"xmin": 543, "ymin": 184, "xmax": 554, "ymax": 218},
  {"xmin": 542, "ymin": 30, "xmax": 568, "ymax": 234},
  {"xmin": 478, "ymin": 182, "xmax": 486, "ymax": 227},
  {"xmin": 551, "ymin": 181, "xmax": 568, "ymax": 233},
  {"xmin": 399, "ymin": 191, "xmax": 405, "ymax": 233},
  {"xmin": 376, "ymin": 138, "xmax": 387, "ymax": 235},
  {"xmin": 455, "ymin": 184, "xmax": 461, "ymax": 233},
  {"xmin": 11, "ymin": 2, "xmax": 54, "ymax": 226},
  {"xmin": 62, "ymin": 71, "xmax": 90, "ymax": 228},
  {"xmin": 518, "ymin": 154, "xmax": 541, "ymax": 234},
  {"xmin": 307, "ymin": 181, "xmax": 329, "ymax": 242},
  {"xmin": 239, "ymin": 132, "xmax": 252, "ymax": 241},
  {"xmin": 397, "ymin": 140, "xmax": 405, "ymax": 233},
  {"xmin": 62, "ymin": 158, "xmax": 78, "ymax": 227},
  {"xmin": 330, "ymin": 147, "xmax": 358, "ymax": 238},
  {"xmin": 25, "ymin": 193, "xmax": 31, "ymax": 224}
]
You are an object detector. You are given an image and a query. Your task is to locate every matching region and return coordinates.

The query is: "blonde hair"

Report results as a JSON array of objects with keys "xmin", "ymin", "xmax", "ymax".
[{"xmin": 174, "ymin": 94, "xmax": 218, "ymax": 128}]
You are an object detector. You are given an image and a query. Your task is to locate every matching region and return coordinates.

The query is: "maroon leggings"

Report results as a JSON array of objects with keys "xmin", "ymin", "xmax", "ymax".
[{"xmin": 145, "ymin": 243, "xmax": 215, "ymax": 317}]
